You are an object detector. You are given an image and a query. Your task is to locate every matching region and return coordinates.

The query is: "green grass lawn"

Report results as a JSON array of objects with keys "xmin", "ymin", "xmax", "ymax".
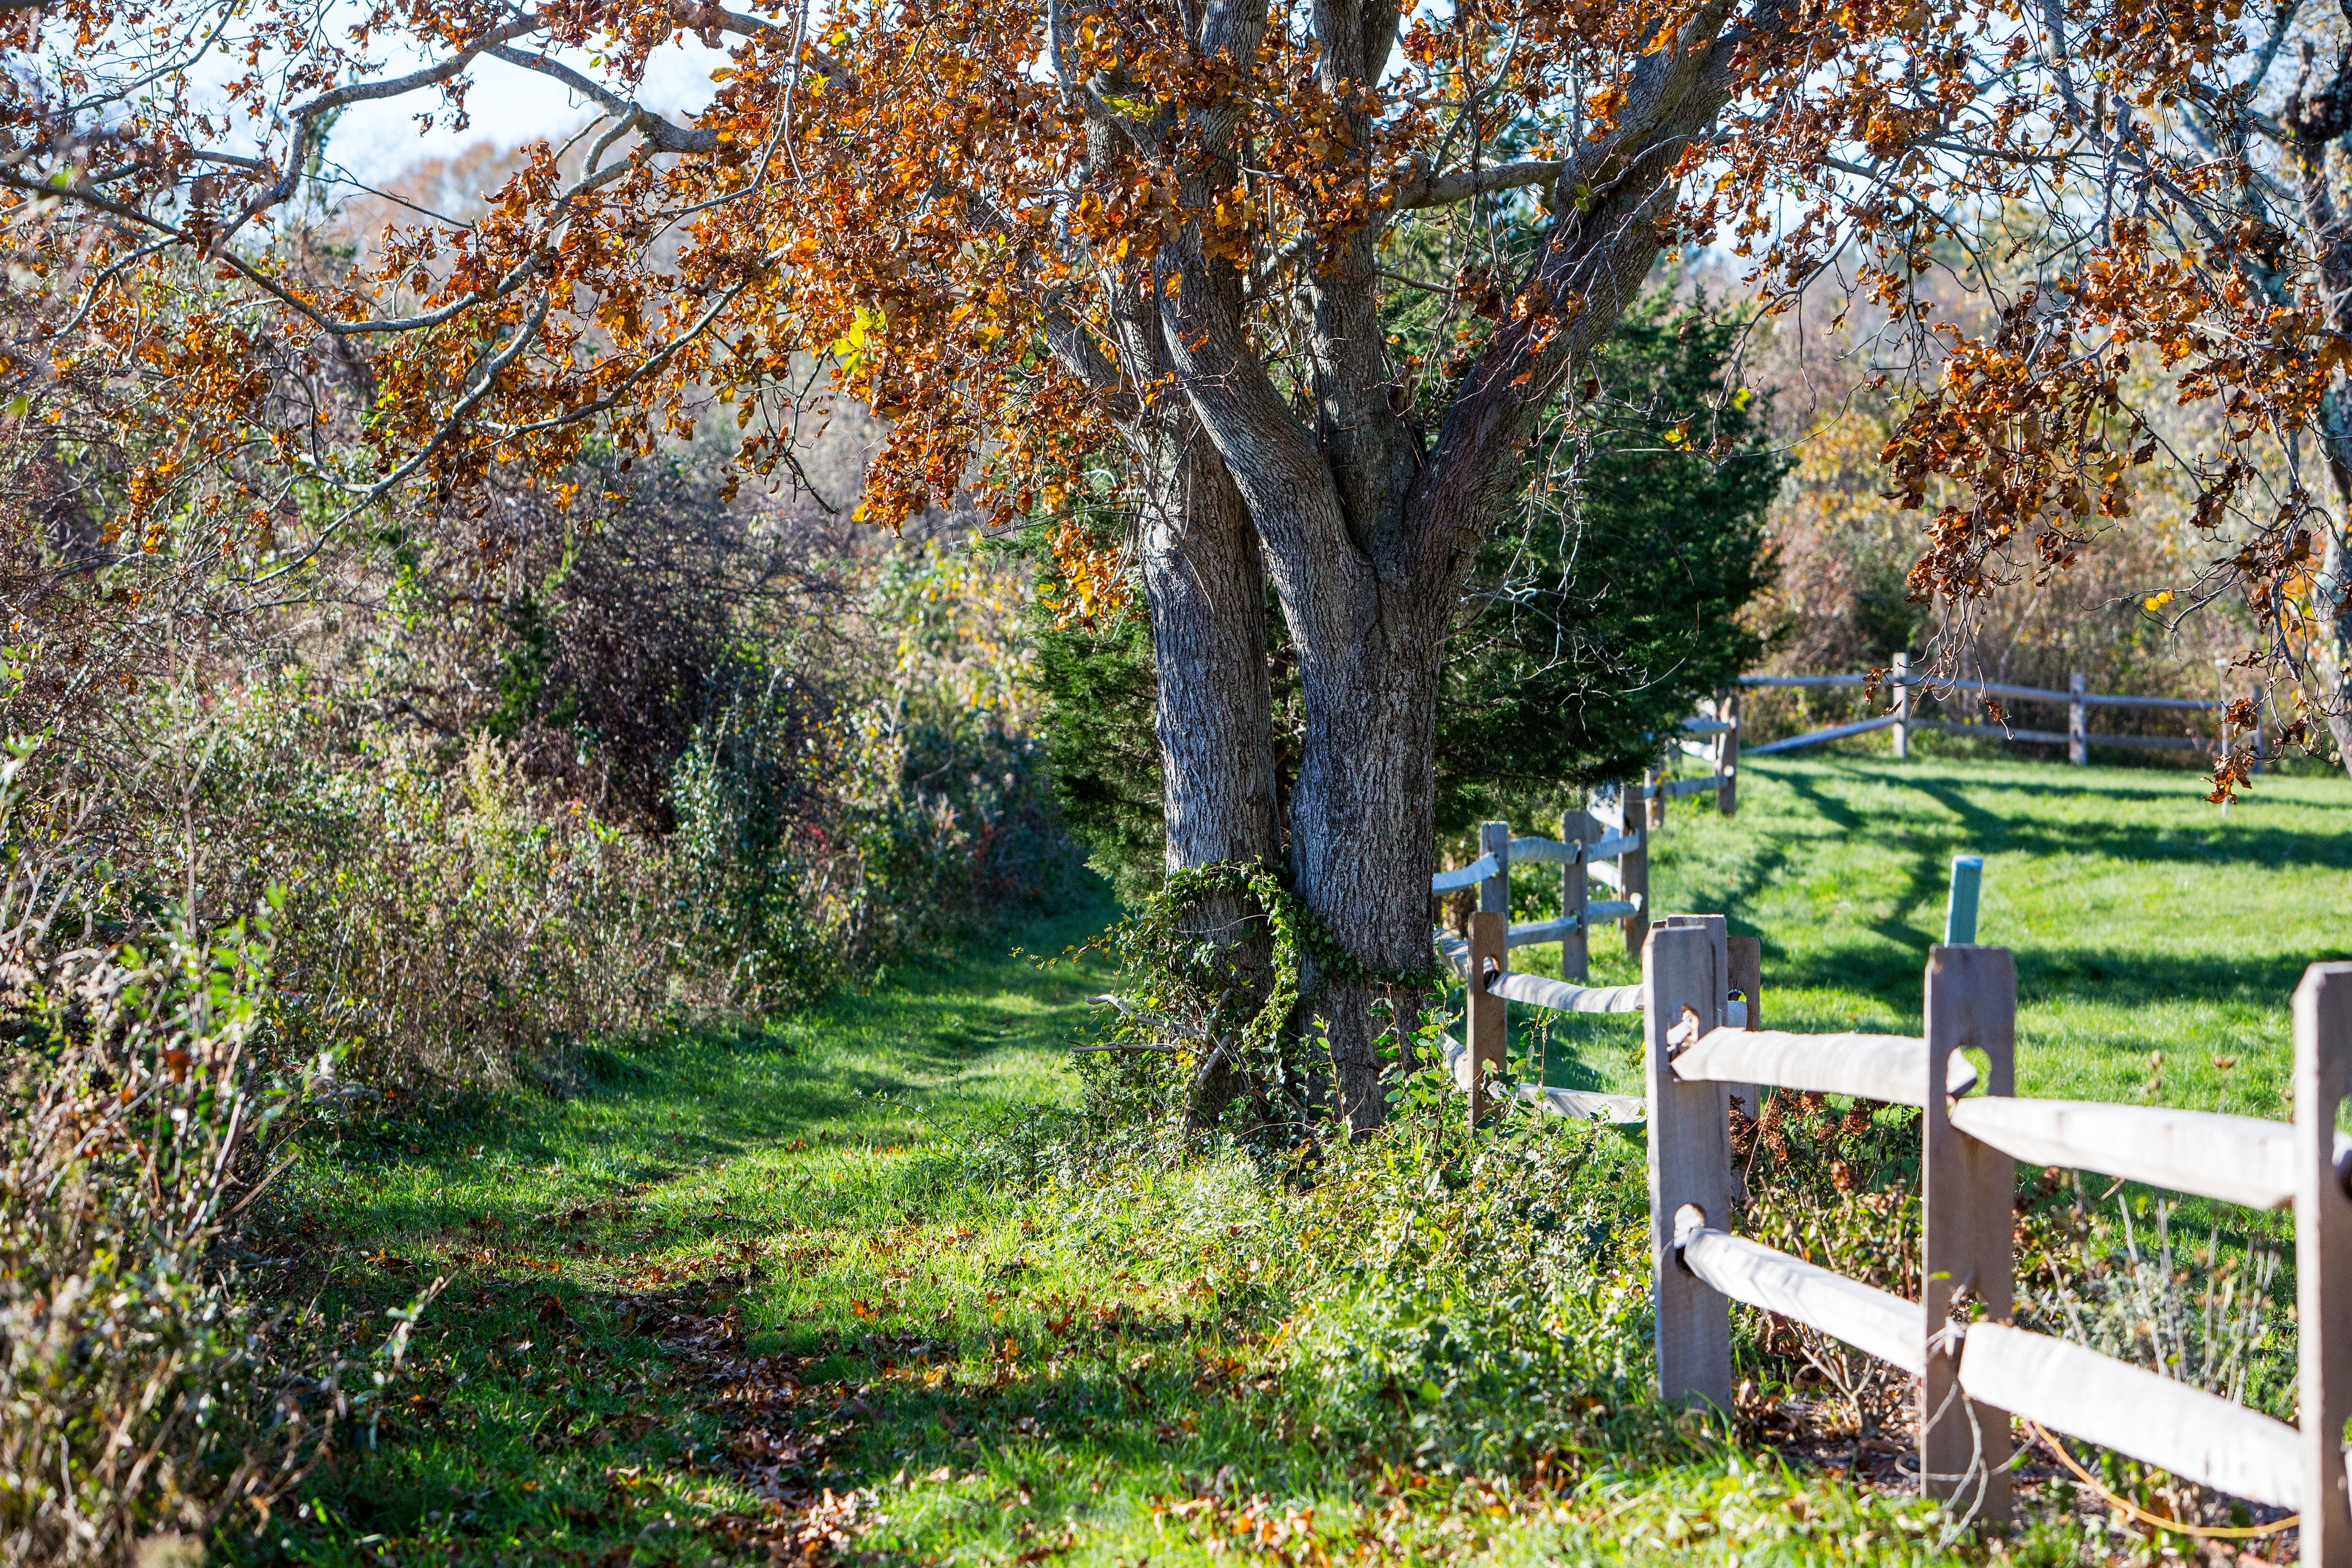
[
  {"xmin": 1512, "ymin": 753, "xmax": 2352, "ymax": 1123},
  {"xmin": 243, "ymin": 753, "xmax": 2350, "ymax": 1567}
]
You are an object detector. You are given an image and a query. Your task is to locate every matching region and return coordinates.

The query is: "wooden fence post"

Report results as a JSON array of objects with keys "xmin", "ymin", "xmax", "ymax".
[
  {"xmin": 1477, "ymin": 819, "xmax": 1511, "ymax": 924},
  {"xmin": 1621, "ymin": 794, "xmax": 1650, "ymax": 963},
  {"xmin": 1726, "ymin": 933, "xmax": 1763, "ymax": 1121},
  {"xmin": 1646, "ymin": 917, "xmax": 1732, "ymax": 1411},
  {"xmin": 1645, "ymin": 766, "xmax": 1665, "ymax": 832},
  {"xmin": 1559, "ymin": 807, "xmax": 1595, "ymax": 984},
  {"xmin": 2068, "ymin": 672, "xmax": 2087, "ymax": 766},
  {"xmin": 1717, "ymin": 690, "xmax": 1740, "ymax": 817},
  {"xmin": 1921, "ymin": 945, "xmax": 2016, "ymax": 1523},
  {"xmin": 2295, "ymin": 963, "xmax": 2352, "ymax": 1568},
  {"xmin": 1469, "ymin": 821, "xmax": 1512, "ymax": 1131},
  {"xmin": 1468, "ymin": 910, "xmax": 1506, "ymax": 1132},
  {"xmin": 1893, "ymin": 652, "xmax": 1912, "ymax": 761}
]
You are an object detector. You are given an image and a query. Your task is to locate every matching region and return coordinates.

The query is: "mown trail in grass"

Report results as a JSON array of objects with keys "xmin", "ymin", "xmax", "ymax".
[
  {"xmin": 254, "ymin": 892, "xmax": 1123, "ymax": 1566},
  {"xmin": 249, "ymin": 755, "xmax": 2348, "ymax": 1567}
]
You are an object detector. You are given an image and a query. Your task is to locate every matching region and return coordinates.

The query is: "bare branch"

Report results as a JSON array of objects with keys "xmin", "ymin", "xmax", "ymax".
[
  {"xmin": 1385, "ymin": 158, "xmax": 1566, "ymax": 213},
  {"xmin": 485, "ymin": 45, "xmax": 717, "ymax": 153}
]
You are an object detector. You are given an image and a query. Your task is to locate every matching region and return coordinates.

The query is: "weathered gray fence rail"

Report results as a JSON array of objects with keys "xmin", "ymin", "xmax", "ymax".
[
  {"xmin": 1423, "ymin": 885, "xmax": 2352, "ymax": 1547},
  {"xmin": 1657, "ymin": 934, "xmax": 2350, "ymax": 1544}
]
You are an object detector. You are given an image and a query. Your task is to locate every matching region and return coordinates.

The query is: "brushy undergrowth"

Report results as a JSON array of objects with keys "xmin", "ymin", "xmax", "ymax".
[
  {"xmin": 1, "ymin": 442, "xmax": 1079, "ymax": 1562},
  {"xmin": 962, "ymin": 986, "xmax": 2302, "ymax": 1561},
  {"xmin": 0, "ymin": 747, "xmax": 440, "ymax": 1567}
]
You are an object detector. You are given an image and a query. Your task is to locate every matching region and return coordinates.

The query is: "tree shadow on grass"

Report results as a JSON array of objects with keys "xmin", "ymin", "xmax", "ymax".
[
  {"xmin": 1771, "ymin": 769, "xmax": 1866, "ymax": 834},
  {"xmin": 1762, "ymin": 938, "xmax": 2344, "ymax": 1021},
  {"xmin": 1844, "ymin": 768, "xmax": 2352, "ymax": 873},
  {"xmin": 292, "ymin": 1264, "xmax": 1371, "ymax": 1567}
]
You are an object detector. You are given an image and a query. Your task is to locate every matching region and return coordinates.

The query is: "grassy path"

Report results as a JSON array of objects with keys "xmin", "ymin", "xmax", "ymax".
[
  {"xmin": 247, "ymin": 756, "xmax": 2351, "ymax": 1567},
  {"xmin": 258, "ymin": 892, "xmax": 1121, "ymax": 1565}
]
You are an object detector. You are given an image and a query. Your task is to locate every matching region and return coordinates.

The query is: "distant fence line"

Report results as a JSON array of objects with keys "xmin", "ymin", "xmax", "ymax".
[
  {"xmin": 1742, "ymin": 662, "xmax": 2255, "ymax": 766},
  {"xmin": 1425, "ymin": 668, "xmax": 2244, "ymax": 998},
  {"xmin": 1432, "ymin": 707, "xmax": 1738, "ymax": 984}
]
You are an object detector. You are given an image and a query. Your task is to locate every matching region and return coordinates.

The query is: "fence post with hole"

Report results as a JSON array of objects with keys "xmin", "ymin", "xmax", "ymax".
[
  {"xmin": 1921, "ymin": 944, "xmax": 2016, "ymax": 1523},
  {"xmin": 2068, "ymin": 672, "xmax": 2088, "ymax": 766},
  {"xmin": 1645, "ymin": 917, "xmax": 1733, "ymax": 1409},
  {"xmin": 2296, "ymin": 963, "xmax": 2352, "ymax": 1567},
  {"xmin": 1559, "ymin": 807, "xmax": 1595, "ymax": 984},
  {"xmin": 1621, "ymin": 799, "xmax": 1649, "ymax": 963},
  {"xmin": 1893, "ymin": 651, "xmax": 1912, "ymax": 760},
  {"xmin": 1717, "ymin": 690, "xmax": 1740, "ymax": 816},
  {"xmin": 1468, "ymin": 821, "xmax": 1512, "ymax": 1129}
]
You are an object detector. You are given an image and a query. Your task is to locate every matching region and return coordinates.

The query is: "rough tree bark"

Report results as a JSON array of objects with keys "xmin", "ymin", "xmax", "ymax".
[
  {"xmin": 1140, "ymin": 426, "xmax": 1284, "ymax": 1128},
  {"xmin": 2316, "ymin": 521, "xmax": 2352, "ymax": 776},
  {"xmin": 2282, "ymin": 74, "xmax": 2352, "ymax": 779}
]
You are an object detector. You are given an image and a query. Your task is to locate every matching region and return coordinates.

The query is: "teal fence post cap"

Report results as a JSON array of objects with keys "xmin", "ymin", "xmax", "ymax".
[{"xmin": 1945, "ymin": 854, "xmax": 1985, "ymax": 946}]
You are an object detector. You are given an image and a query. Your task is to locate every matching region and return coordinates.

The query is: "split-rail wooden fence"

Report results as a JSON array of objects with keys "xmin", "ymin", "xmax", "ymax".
[
  {"xmin": 1423, "ymin": 820, "xmax": 2352, "ymax": 1546},
  {"xmin": 1743, "ymin": 663, "xmax": 2247, "ymax": 766},
  {"xmin": 1425, "ymin": 666, "xmax": 2239, "ymax": 995}
]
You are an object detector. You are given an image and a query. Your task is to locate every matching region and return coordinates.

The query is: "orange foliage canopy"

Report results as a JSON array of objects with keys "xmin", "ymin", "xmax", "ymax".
[{"xmin": 4, "ymin": 0, "xmax": 2349, "ymax": 761}]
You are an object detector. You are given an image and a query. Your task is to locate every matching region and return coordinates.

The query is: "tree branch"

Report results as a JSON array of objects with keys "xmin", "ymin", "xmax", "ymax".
[
  {"xmin": 1385, "ymin": 158, "xmax": 1566, "ymax": 213},
  {"xmin": 209, "ymin": 13, "xmax": 553, "ymax": 249},
  {"xmin": 1409, "ymin": 0, "xmax": 1776, "ymax": 576},
  {"xmin": 485, "ymin": 45, "xmax": 717, "ymax": 151}
]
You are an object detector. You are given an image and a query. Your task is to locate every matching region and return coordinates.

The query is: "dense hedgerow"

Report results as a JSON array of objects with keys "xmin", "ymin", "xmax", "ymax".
[{"xmin": 0, "ymin": 423, "xmax": 1079, "ymax": 1561}]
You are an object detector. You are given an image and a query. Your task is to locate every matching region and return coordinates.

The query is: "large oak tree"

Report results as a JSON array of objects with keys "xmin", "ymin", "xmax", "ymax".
[{"xmin": 9, "ymin": 0, "xmax": 2348, "ymax": 1123}]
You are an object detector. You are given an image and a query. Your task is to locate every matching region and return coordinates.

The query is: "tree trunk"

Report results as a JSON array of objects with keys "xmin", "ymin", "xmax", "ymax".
[
  {"xmin": 1283, "ymin": 568, "xmax": 1451, "ymax": 1132},
  {"xmin": 2311, "ymin": 513, "xmax": 2352, "ymax": 778},
  {"xmin": 2301, "ymin": 396, "xmax": 2352, "ymax": 777},
  {"xmin": 1145, "ymin": 0, "xmax": 1747, "ymax": 1131},
  {"xmin": 1145, "ymin": 429, "xmax": 1281, "ymax": 875},
  {"xmin": 1140, "ymin": 423, "xmax": 1284, "ymax": 1130},
  {"xmin": 2286, "ymin": 128, "xmax": 2352, "ymax": 778}
]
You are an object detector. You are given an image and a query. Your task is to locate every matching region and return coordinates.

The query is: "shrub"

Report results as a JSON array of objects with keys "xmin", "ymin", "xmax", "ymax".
[
  {"xmin": 0, "ymin": 747, "xmax": 433, "ymax": 1567},
  {"xmin": 1733, "ymin": 1092, "xmax": 1924, "ymax": 1438},
  {"xmin": 0, "ymin": 438, "xmax": 1077, "ymax": 1564},
  {"xmin": 950, "ymin": 1044, "xmax": 1691, "ymax": 1479}
]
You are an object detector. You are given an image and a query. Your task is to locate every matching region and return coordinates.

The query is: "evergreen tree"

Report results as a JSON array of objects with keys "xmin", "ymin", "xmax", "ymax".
[
  {"xmin": 1031, "ymin": 289, "xmax": 1782, "ymax": 894},
  {"xmin": 1028, "ymin": 602, "xmax": 1166, "ymax": 899}
]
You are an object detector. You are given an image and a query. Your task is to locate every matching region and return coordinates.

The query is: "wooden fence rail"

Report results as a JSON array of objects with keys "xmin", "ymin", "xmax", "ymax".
[
  {"xmin": 1419, "ymin": 810, "xmax": 2349, "ymax": 1538},
  {"xmin": 1741, "ymin": 665, "xmax": 2253, "ymax": 765}
]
